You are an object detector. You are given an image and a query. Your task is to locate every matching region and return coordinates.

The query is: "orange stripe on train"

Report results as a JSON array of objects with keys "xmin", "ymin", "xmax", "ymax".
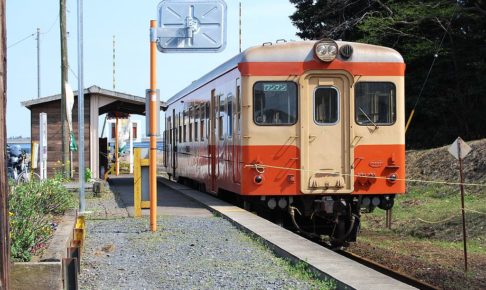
[{"xmin": 238, "ymin": 60, "xmax": 406, "ymax": 77}]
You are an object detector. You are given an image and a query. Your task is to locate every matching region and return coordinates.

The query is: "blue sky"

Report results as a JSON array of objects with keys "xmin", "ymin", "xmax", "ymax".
[{"xmin": 6, "ymin": 0, "xmax": 301, "ymax": 138}]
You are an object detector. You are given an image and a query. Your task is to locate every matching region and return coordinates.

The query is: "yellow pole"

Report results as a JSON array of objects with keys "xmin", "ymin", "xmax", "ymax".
[
  {"xmin": 133, "ymin": 148, "xmax": 142, "ymax": 217},
  {"xmin": 115, "ymin": 114, "xmax": 119, "ymax": 176},
  {"xmin": 405, "ymin": 109, "xmax": 415, "ymax": 134},
  {"xmin": 149, "ymin": 20, "xmax": 158, "ymax": 232}
]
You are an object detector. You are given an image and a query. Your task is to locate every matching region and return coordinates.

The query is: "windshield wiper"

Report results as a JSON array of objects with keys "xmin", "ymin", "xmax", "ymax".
[{"xmin": 358, "ymin": 107, "xmax": 378, "ymax": 130}]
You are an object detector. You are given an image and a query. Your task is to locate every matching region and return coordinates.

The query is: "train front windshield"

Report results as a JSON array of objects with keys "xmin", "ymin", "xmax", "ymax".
[{"xmin": 253, "ymin": 81, "xmax": 297, "ymax": 125}]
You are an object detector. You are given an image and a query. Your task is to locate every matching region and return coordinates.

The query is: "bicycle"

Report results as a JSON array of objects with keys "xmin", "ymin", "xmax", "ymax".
[{"xmin": 7, "ymin": 145, "xmax": 41, "ymax": 184}]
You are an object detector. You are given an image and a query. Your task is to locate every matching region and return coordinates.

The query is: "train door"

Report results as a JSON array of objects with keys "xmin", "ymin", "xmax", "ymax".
[
  {"xmin": 209, "ymin": 89, "xmax": 217, "ymax": 192},
  {"xmin": 299, "ymin": 74, "xmax": 353, "ymax": 194},
  {"xmin": 171, "ymin": 109, "xmax": 177, "ymax": 177},
  {"xmin": 232, "ymin": 78, "xmax": 241, "ymax": 183}
]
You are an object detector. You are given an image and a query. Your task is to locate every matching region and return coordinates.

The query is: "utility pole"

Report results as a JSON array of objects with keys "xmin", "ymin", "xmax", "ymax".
[
  {"xmin": 60, "ymin": 0, "xmax": 70, "ymax": 178},
  {"xmin": 36, "ymin": 28, "xmax": 41, "ymax": 98},
  {"xmin": 239, "ymin": 1, "xmax": 242, "ymax": 53},
  {"xmin": 0, "ymin": 0, "xmax": 10, "ymax": 288},
  {"xmin": 77, "ymin": 0, "xmax": 86, "ymax": 213}
]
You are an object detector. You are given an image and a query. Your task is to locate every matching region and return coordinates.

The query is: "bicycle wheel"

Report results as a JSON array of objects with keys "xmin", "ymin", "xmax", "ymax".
[{"xmin": 16, "ymin": 172, "xmax": 41, "ymax": 184}]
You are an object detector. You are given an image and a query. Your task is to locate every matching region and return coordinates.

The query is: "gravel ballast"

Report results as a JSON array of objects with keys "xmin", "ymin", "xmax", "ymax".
[{"xmin": 79, "ymin": 191, "xmax": 330, "ymax": 289}]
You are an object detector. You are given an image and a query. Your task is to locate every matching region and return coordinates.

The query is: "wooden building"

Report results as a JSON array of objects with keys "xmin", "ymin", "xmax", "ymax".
[{"xmin": 22, "ymin": 86, "xmax": 152, "ymax": 179}]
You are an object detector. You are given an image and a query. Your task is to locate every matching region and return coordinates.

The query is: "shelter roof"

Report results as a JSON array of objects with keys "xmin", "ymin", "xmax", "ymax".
[{"xmin": 21, "ymin": 85, "xmax": 167, "ymax": 115}]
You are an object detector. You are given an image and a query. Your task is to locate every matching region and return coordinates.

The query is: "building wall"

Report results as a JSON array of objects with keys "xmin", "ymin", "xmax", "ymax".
[{"xmin": 30, "ymin": 96, "xmax": 90, "ymax": 177}]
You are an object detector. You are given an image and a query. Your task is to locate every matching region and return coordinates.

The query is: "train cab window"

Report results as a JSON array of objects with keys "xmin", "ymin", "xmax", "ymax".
[
  {"xmin": 314, "ymin": 87, "xmax": 339, "ymax": 124},
  {"xmin": 355, "ymin": 82, "xmax": 396, "ymax": 125},
  {"xmin": 253, "ymin": 81, "xmax": 297, "ymax": 125}
]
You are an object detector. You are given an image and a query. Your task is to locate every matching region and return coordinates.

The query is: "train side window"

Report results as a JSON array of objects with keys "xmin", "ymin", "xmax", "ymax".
[
  {"xmin": 227, "ymin": 95, "xmax": 233, "ymax": 138},
  {"xmin": 219, "ymin": 94, "xmax": 225, "ymax": 140},
  {"xmin": 200, "ymin": 104, "xmax": 205, "ymax": 142},
  {"xmin": 206, "ymin": 102, "xmax": 210, "ymax": 140},
  {"xmin": 314, "ymin": 87, "xmax": 339, "ymax": 124},
  {"xmin": 194, "ymin": 107, "xmax": 199, "ymax": 142},
  {"xmin": 167, "ymin": 117, "xmax": 172, "ymax": 145},
  {"xmin": 178, "ymin": 112, "xmax": 182, "ymax": 143},
  {"xmin": 183, "ymin": 110, "xmax": 187, "ymax": 142},
  {"xmin": 355, "ymin": 82, "xmax": 396, "ymax": 126},
  {"xmin": 189, "ymin": 107, "xmax": 193, "ymax": 142},
  {"xmin": 253, "ymin": 81, "xmax": 298, "ymax": 125},
  {"xmin": 236, "ymin": 84, "xmax": 241, "ymax": 134}
]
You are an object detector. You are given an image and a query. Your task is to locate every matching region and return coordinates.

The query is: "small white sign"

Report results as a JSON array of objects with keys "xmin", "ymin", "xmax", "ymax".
[
  {"xmin": 39, "ymin": 113, "xmax": 48, "ymax": 179},
  {"xmin": 448, "ymin": 137, "xmax": 472, "ymax": 160}
]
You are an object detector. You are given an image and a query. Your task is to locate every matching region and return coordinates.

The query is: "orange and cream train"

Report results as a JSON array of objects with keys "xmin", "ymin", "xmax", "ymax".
[{"xmin": 163, "ymin": 39, "xmax": 405, "ymax": 245}]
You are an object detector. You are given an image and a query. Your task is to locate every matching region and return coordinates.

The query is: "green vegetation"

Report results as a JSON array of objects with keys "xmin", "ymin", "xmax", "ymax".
[
  {"xmin": 362, "ymin": 183, "xmax": 486, "ymax": 253},
  {"xmin": 9, "ymin": 177, "xmax": 76, "ymax": 261}
]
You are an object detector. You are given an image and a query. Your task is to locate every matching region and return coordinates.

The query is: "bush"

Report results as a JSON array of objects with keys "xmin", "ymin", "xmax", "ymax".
[{"xmin": 9, "ymin": 178, "xmax": 76, "ymax": 261}]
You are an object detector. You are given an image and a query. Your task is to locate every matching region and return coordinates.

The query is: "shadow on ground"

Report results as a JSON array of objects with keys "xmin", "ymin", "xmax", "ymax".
[{"xmin": 106, "ymin": 175, "xmax": 211, "ymax": 217}]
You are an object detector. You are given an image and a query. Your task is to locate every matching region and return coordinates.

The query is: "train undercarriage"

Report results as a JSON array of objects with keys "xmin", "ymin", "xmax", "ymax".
[{"xmin": 175, "ymin": 175, "xmax": 395, "ymax": 248}]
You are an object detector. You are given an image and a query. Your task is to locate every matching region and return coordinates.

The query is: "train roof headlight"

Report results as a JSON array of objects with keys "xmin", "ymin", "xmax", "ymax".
[{"xmin": 314, "ymin": 39, "xmax": 338, "ymax": 62}]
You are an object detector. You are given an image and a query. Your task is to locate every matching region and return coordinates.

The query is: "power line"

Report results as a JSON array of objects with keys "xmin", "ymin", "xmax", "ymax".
[
  {"xmin": 7, "ymin": 12, "xmax": 59, "ymax": 50},
  {"xmin": 41, "ymin": 14, "xmax": 60, "ymax": 35},
  {"xmin": 68, "ymin": 65, "xmax": 78, "ymax": 80},
  {"xmin": 7, "ymin": 33, "xmax": 35, "ymax": 49}
]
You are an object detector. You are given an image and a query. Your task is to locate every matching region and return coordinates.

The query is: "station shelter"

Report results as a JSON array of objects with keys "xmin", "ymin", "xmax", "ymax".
[{"xmin": 22, "ymin": 85, "xmax": 163, "ymax": 179}]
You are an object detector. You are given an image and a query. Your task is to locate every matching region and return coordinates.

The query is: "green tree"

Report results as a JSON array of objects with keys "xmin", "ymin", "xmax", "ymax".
[{"xmin": 290, "ymin": 0, "xmax": 486, "ymax": 148}]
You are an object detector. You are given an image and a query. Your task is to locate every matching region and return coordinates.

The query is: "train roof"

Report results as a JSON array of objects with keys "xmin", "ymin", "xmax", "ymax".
[{"xmin": 166, "ymin": 40, "xmax": 404, "ymax": 104}]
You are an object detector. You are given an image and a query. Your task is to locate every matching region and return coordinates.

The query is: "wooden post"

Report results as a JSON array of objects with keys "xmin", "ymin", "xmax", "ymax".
[
  {"xmin": 60, "ymin": 0, "xmax": 70, "ymax": 179},
  {"xmin": 458, "ymin": 142, "xmax": 468, "ymax": 273},
  {"xmin": 0, "ymin": 0, "xmax": 10, "ymax": 287}
]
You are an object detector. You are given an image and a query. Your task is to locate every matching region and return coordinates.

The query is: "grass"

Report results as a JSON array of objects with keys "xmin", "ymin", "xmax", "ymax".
[
  {"xmin": 363, "ymin": 183, "xmax": 486, "ymax": 252},
  {"xmin": 237, "ymin": 232, "xmax": 336, "ymax": 290}
]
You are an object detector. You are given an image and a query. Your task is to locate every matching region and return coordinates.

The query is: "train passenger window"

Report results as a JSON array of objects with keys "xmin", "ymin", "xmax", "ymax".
[
  {"xmin": 178, "ymin": 112, "xmax": 182, "ymax": 143},
  {"xmin": 183, "ymin": 111, "xmax": 187, "ymax": 142},
  {"xmin": 253, "ymin": 81, "xmax": 297, "ymax": 125},
  {"xmin": 355, "ymin": 82, "xmax": 396, "ymax": 125},
  {"xmin": 314, "ymin": 87, "xmax": 339, "ymax": 124},
  {"xmin": 227, "ymin": 96, "xmax": 233, "ymax": 137},
  {"xmin": 219, "ymin": 94, "xmax": 225, "ymax": 140},
  {"xmin": 236, "ymin": 85, "xmax": 241, "ymax": 133},
  {"xmin": 195, "ymin": 107, "xmax": 199, "ymax": 142},
  {"xmin": 205, "ymin": 102, "xmax": 210, "ymax": 140},
  {"xmin": 189, "ymin": 108, "xmax": 193, "ymax": 142}
]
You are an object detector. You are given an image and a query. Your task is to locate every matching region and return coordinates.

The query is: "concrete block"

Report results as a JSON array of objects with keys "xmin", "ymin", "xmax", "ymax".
[{"xmin": 10, "ymin": 262, "xmax": 62, "ymax": 290}]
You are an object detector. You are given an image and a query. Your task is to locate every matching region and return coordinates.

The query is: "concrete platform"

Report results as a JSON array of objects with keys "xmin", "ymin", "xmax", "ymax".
[
  {"xmin": 158, "ymin": 178, "xmax": 416, "ymax": 290},
  {"xmin": 108, "ymin": 176, "xmax": 211, "ymax": 218}
]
